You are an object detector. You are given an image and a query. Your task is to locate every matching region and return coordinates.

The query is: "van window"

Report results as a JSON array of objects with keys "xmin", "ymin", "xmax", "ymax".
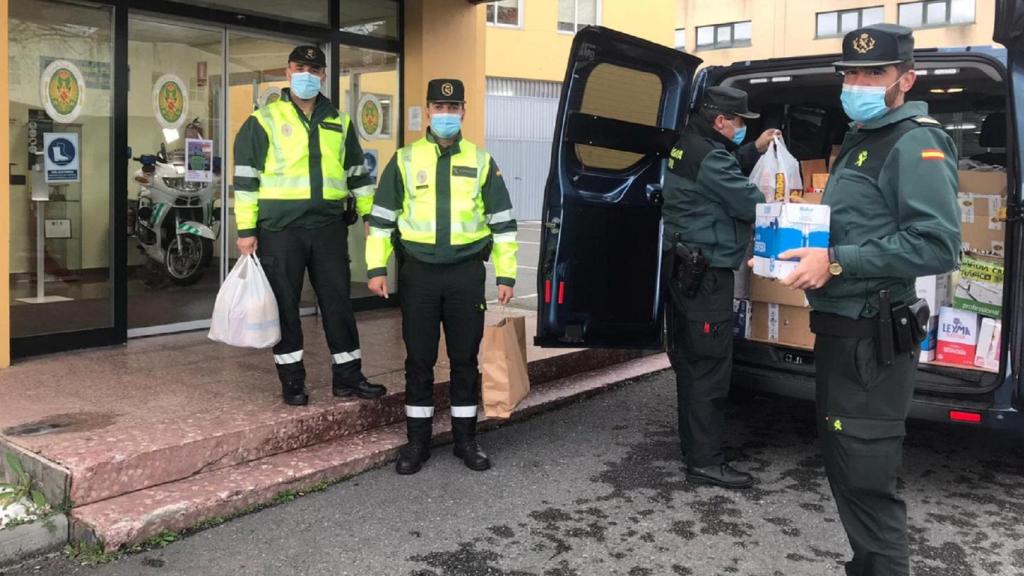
[{"xmin": 576, "ymin": 63, "xmax": 662, "ymax": 171}]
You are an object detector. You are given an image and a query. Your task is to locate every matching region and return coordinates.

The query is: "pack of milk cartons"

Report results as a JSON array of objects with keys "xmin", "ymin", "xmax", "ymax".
[{"xmin": 752, "ymin": 202, "xmax": 831, "ymax": 279}]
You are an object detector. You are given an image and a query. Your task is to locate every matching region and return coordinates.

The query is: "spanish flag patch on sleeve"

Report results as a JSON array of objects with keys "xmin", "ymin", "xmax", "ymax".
[{"xmin": 921, "ymin": 148, "xmax": 945, "ymax": 160}]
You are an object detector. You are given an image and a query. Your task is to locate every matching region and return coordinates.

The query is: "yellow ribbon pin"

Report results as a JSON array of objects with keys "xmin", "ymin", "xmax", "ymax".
[
  {"xmin": 833, "ymin": 419, "xmax": 843, "ymax": 432},
  {"xmin": 855, "ymin": 150, "xmax": 868, "ymax": 167}
]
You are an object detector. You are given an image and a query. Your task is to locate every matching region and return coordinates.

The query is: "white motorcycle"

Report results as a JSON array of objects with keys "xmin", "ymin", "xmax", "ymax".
[{"xmin": 129, "ymin": 120, "xmax": 221, "ymax": 286}]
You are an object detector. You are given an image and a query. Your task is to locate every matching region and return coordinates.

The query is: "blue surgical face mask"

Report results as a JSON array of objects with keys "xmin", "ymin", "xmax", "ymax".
[
  {"xmin": 840, "ymin": 78, "xmax": 900, "ymax": 123},
  {"xmin": 290, "ymin": 72, "xmax": 321, "ymax": 100},
  {"xmin": 731, "ymin": 125, "xmax": 747, "ymax": 146},
  {"xmin": 430, "ymin": 113, "xmax": 462, "ymax": 139}
]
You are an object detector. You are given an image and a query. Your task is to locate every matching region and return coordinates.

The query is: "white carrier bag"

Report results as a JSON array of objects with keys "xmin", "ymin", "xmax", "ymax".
[
  {"xmin": 749, "ymin": 135, "xmax": 803, "ymax": 202},
  {"xmin": 208, "ymin": 254, "xmax": 281, "ymax": 348}
]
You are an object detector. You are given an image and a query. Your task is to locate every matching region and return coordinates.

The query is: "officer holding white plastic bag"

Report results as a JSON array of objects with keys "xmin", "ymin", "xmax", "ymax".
[{"xmin": 209, "ymin": 255, "xmax": 280, "ymax": 349}]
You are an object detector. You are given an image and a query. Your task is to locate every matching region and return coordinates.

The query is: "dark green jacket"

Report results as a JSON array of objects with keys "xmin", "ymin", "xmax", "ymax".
[
  {"xmin": 662, "ymin": 117, "xmax": 764, "ymax": 269},
  {"xmin": 809, "ymin": 101, "xmax": 961, "ymax": 318},
  {"xmin": 232, "ymin": 89, "xmax": 372, "ymax": 237},
  {"xmin": 366, "ymin": 130, "xmax": 517, "ymax": 286}
]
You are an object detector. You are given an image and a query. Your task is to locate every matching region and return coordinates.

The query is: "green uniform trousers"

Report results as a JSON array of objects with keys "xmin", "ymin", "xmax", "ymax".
[{"xmin": 815, "ymin": 333, "xmax": 918, "ymax": 576}]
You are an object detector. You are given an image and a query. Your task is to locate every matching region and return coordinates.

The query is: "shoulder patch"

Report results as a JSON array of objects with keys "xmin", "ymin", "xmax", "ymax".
[{"xmin": 911, "ymin": 116, "xmax": 941, "ymax": 126}]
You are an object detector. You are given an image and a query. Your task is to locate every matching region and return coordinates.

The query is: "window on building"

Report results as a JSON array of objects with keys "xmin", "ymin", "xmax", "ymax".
[
  {"xmin": 486, "ymin": 0, "xmax": 522, "ymax": 27},
  {"xmin": 898, "ymin": 0, "xmax": 975, "ymax": 29},
  {"xmin": 675, "ymin": 27, "xmax": 685, "ymax": 50},
  {"xmin": 695, "ymin": 21, "xmax": 752, "ymax": 50},
  {"xmin": 558, "ymin": 0, "xmax": 600, "ymax": 33},
  {"xmin": 816, "ymin": 6, "xmax": 884, "ymax": 38}
]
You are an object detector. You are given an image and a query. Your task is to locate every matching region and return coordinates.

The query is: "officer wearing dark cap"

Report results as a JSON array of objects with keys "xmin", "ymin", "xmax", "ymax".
[
  {"xmin": 778, "ymin": 23, "xmax": 960, "ymax": 576},
  {"xmin": 233, "ymin": 44, "xmax": 385, "ymax": 405},
  {"xmin": 662, "ymin": 85, "xmax": 765, "ymax": 489},
  {"xmin": 366, "ymin": 79, "xmax": 518, "ymax": 475}
]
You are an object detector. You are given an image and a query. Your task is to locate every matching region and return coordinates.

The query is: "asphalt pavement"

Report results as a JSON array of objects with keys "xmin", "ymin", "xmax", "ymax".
[{"xmin": 6, "ymin": 369, "xmax": 1024, "ymax": 576}]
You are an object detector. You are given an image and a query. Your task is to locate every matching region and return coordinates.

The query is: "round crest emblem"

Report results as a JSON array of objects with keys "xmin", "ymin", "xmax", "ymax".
[
  {"xmin": 41, "ymin": 60, "xmax": 85, "ymax": 123},
  {"xmin": 356, "ymin": 94, "xmax": 384, "ymax": 140},
  {"xmin": 416, "ymin": 170, "xmax": 428, "ymax": 185},
  {"xmin": 281, "ymin": 123, "xmax": 294, "ymax": 138},
  {"xmin": 441, "ymin": 82, "xmax": 455, "ymax": 97},
  {"xmin": 258, "ymin": 86, "xmax": 282, "ymax": 109},
  {"xmin": 152, "ymin": 74, "xmax": 189, "ymax": 129},
  {"xmin": 852, "ymin": 33, "xmax": 876, "ymax": 55}
]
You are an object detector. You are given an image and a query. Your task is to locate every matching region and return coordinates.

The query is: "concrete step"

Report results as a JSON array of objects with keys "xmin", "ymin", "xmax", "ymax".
[{"xmin": 70, "ymin": 354, "xmax": 670, "ymax": 551}]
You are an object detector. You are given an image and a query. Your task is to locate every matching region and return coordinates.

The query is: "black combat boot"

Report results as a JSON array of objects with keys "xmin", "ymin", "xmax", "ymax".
[
  {"xmin": 281, "ymin": 380, "xmax": 308, "ymax": 406},
  {"xmin": 396, "ymin": 417, "xmax": 433, "ymax": 475},
  {"xmin": 451, "ymin": 417, "xmax": 490, "ymax": 471}
]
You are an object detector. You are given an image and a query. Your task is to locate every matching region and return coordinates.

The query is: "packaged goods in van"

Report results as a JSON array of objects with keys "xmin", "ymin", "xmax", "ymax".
[
  {"xmin": 975, "ymin": 317, "xmax": 1001, "ymax": 372},
  {"xmin": 953, "ymin": 256, "xmax": 1003, "ymax": 318},
  {"xmin": 748, "ymin": 302, "xmax": 813, "ymax": 350},
  {"xmin": 915, "ymin": 274, "xmax": 952, "ymax": 314},
  {"xmin": 811, "ymin": 173, "xmax": 829, "ymax": 191},
  {"xmin": 936, "ymin": 307, "xmax": 979, "ymax": 366},
  {"xmin": 734, "ymin": 299, "xmax": 751, "ymax": 339},
  {"xmin": 753, "ymin": 202, "xmax": 831, "ymax": 280},
  {"xmin": 919, "ymin": 316, "xmax": 939, "ymax": 363},
  {"xmin": 958, "ymin": 170, "xmax": 1007, "ymax": 258},
  {"xmin": 800, "ymin": 159, "xmax": 827, "ymax": 186}
]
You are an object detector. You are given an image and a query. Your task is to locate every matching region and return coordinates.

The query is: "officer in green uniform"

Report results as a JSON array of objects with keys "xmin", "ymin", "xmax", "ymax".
[
  {"xmin": 233, "ymin": 45, "xmax": 385, "ymax": 406},
  {"xmin": 366, "ymin": 79, "xmax": 518, "ymax": 475},
  {"xmin": 780, "ymin": 24, "xmax": 960, "ymax": 575},
  {"xmin": 663, "ymin": 86, "xmax": 765, "ymax": 489}
]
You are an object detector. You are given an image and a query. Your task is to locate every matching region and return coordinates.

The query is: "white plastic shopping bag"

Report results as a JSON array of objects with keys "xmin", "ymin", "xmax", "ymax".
[
  {"xmin": 749, "ymin": 135, "xmax": 803, "ymax": 202},
  {"xmin": 208, "ymin": 254, "xmax": 281, "ymax": 348}
]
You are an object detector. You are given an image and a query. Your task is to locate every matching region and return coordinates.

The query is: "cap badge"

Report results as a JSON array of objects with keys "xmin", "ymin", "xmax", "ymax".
[
  {"xmin": 852, "ymin": 33, "xmax": 876, "ymax": 54},
  {"xmin": 441, "ymin": 82, "xmax": 455, "ymax": 97},
  {"xmin": 306, "ymin": 48, "xmax": 317, "ymax": 60}
]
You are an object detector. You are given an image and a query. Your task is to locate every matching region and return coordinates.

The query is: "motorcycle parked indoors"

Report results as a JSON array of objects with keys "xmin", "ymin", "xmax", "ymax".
[{"xmin": 128, "ymin": 119, "xmax": 222, "ymax": 287}]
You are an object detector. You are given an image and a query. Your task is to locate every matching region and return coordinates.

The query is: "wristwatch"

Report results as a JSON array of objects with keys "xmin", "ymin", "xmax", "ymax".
[{"xmin": 828, "ymin": 246, "xmax": 844, "ymax": 276}]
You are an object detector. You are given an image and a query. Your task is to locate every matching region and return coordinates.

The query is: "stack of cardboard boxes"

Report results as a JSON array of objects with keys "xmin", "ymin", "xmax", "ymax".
[{"xmin": 932, "ymin": 169, "xmax": 1007, "ymax": 373}]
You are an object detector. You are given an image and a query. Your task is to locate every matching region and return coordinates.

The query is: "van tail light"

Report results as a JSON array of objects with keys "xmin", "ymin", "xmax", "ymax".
[
  {"xmin": 544, "ymin": 280, "xmax": 552, "ymax": 304},
  {"xmin": 949, "ymin": 410, "xmax": 982, "ymax": 424},
  {"xmin": 558, "ymin": 281, "xmax": 565, "ymax": 305}
]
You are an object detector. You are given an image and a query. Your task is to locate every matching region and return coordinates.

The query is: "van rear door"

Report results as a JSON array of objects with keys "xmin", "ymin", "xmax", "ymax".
[
  {"xmin": 535, "ymin": 26, "xmax": 701, "ymax": 349},
  {"xmin": 994, "ymin": 0, "xmax": 1024, "ymax": 401}
]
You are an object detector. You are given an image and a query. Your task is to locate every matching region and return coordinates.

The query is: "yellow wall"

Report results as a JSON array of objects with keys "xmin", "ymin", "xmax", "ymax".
[
  {"xmin": 678, "ymin": 0, "xmax": 998, "ymax": 68},
  {"xmin": 486, "ymin": 0, "xmax": 676, "ymax": 81},
  {"xmin": 404, "ymin": 0, "xmax": 487, "ymax": 145},
  {"xmin": 1, "ymin": 0, "xmax": 10, "ymax": 368}
]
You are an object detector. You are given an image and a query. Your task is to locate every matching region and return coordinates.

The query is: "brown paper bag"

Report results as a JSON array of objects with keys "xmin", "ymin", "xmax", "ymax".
[{"xmin": 480, "ymin": 315, "xmax": 530, "ymax": 419}]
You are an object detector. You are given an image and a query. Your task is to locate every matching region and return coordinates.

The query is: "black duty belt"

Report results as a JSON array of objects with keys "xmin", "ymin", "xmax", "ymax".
[{"xmin": 809, "ymin": 311, "xmax": 877, "ymax": 339}]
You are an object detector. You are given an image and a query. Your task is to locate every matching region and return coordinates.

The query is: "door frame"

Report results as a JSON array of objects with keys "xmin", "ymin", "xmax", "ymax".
[{"xmin": 11, "ymin": 0, "xmax": 403, "ymax": 358}]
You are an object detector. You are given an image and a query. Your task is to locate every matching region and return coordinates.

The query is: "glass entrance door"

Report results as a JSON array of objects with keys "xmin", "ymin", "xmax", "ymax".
[
  {"xmin": 7, "ymin": 0, "xmax": 116, "ymax": 343},
  {"xmin": 126, "ymin": 16, "xmax": 224, "ymax": 333}
]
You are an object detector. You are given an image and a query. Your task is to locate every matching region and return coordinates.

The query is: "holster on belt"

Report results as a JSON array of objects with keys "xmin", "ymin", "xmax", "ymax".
[
  {"xmin": 810, "ymin": 291, "xmax": 931, "ymax": 367},
  {"xmin": 669, "ymin": 236, "xmax": 708, "ymax": 299}
]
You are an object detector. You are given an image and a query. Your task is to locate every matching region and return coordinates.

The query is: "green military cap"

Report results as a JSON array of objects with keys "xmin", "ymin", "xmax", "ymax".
[
  {"xmin": 701, "ymin": 86, "xmax": 759, "ymax": 119},
  {"xmin": 834, "ymin": 23, "xmax": 915, "ymax": 68},
  {"xmin": 427, "ymin": 78, "xmax": 465, "ymax": 103}
]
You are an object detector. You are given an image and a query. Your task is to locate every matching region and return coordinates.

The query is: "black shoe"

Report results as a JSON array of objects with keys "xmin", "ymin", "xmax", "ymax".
[
  {"xmin": 281, "ymin": 381, "xmax": 308, "ymax": 406},
  {"xmin": 396, "ymin": 442, "xmax": 431, "ymax": 475},
  {"xmin": 686, "ymin": 463, "xmax": 753, "ymax": 489},
  {"xmin": 333, "ymin": 379, "xmax": 387, "ymax": 399},
  {"xmin": 453, "ymin": 441, "xmax": 491, "ymax": 471}
]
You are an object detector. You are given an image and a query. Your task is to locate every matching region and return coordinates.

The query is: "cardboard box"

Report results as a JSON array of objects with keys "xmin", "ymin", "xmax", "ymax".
[
  {"xmin": 975, "ymin": 317, "xmax": 1001, "ymax": 373},
  {"xmin": 749, "ymin": 302, "xmax": 814, "ymax": 349},
  {"xmin": 750, "ymin": 274, "xmax": 808, "ymax": 307},
  {"xmin": 936, "ymin": 307, "xmax": 979, "ymax": 366},
  {"xmin": 958, "ymin": 170, "xmax": 1007, "ymax": 258},
  {"xmin": 811, "ymin": 173, "xmax": 829, "ymax": 191},
  {"xmin": 800, "ymin": 159, "xmax": 827, "ymax": 186},
  {"xmin": 954, "ymin": 256, "xmax": 1003, "ymax": 318},
  {"xmin": 915, "ymin": 274, "xmax": 952, "ymax": 315},
  {"xmin": 828, "ymin": 145, "xmax": 842, "ymax": 168},
  {"xmin": 734, "ymin": 299, "xmax": 751, "ymax": 339},
  {"xmin": 753, "ymin": 202, "xmax": 831, "ymax": 279},
  {"xmin": 919, "ymin": 316, "xmax": 938, "ymax": 363},
  {"xmin": 799, "ymin": 191, "xmax": 824, "ymax": 205}
]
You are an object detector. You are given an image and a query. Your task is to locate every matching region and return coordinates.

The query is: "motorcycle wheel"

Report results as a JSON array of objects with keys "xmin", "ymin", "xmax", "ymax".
[{"xmin": 165, "ymin": 235, "xmax": 211, "ymax": 286}]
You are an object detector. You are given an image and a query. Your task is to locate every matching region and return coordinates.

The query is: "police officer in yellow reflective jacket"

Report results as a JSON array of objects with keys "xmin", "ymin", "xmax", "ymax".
[
  {"xmin": 780, "ymin": 24, "xmax": 960, "ymax": 575},
  {"xmin": 233, "ymin": 45, "xmax": 385, "ymax": 406},
  {"xmin": 366, "ymin": 79, "xmax": 518, "ymax": 475}
]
